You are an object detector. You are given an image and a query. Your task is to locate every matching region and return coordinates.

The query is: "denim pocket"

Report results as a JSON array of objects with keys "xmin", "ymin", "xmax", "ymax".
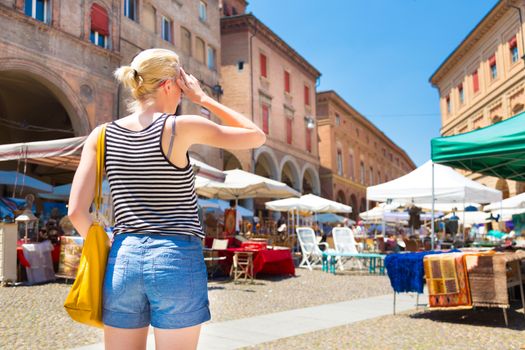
[
  {"xmin": 152, "ymin": 251, "xmax": 194, "ymax": 300},
  {"xmin": 103, "ymin": 257, "xmax": 128, "ymax": 309}
]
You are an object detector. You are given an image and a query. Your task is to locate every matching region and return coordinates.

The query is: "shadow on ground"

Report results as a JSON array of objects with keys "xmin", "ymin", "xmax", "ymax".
[{"xmin": 410, "ymin": 301, "xmax": 525, "ymax": 330}]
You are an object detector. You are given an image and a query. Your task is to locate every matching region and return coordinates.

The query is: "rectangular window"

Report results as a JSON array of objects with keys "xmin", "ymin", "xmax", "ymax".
[
  {"xmin": 286, "ymin": 118, "xmax": 292, "ymax": 144},
  {"xmin": 369, "ymin": 167, "xmax": 374, "ymax": 185},
  {"xmin": 335, "ymin": 113, "xmax": 340, "ymax": 126},
  {"xmin": 489, "ymin": 55, "xmax": 497, "ymax": 79},
  {"xmin": 510, "ymin": 36, "xmax": 519, "ymax": 63},
  {"xmin": 262, "ymin": 105, "xmax": 269, "ymax": 134},
  {"xmin": 25, "ymin": 0, "xmax": 50, "ymax": 23},
  {"xmin": 161, "ymin": 17, "xmax": 172, "ymax": 43},
  {"xmin": 90, "ymin": 30, "xmax": 107, "ymax": 48},
  {"xmin": 472, "ymin": 70, "xmax": 479, "ymax": 93},
  {"xmin": 458, "ymin": 83, "xmax": 464, "ymax": 105},
  {"xmin": 284, "ymin": 70, "xmax": 290, "ymax": 93},
  {"xmin": 181, "ymin": 27, "xmax": 191, "ymax": 55},
  {"xmin": 306, "ymin": 128, "xmax": 312, "ymax": 152},
  {"xmin": 304, "ymin": 85, "xmax": 310, "ymax": 106},
  {"xmin": 360, "ymin": 162, "xmax": 365, "ymax": 184},
  {"xmin": 196, "ymin": 37, "xmax": 205, "ymax": 63},
  {"xmin": 446, "ymin": 95, "xmax": 451, "ymax": 114},
  {"xmin": 207, "ymin": 46, "xmax": 216, "ymax": 70},
  {"xmin": 124, "ymin": 0, "xmax": 137, "ymax": 21},
  {"xmin": 199, "ymin": 1, "xmax": 207, "ymax": 22},
  {"xmin": 260, "ymin": 53, "xmax": 267, "ymax": 78},
  {"xmin": 337, "ymin": 150, "xmax": 343, "ymax": 176},
  {"xmin": 348, "ymin": 154, "xmax": 354, "ymax": 180}
]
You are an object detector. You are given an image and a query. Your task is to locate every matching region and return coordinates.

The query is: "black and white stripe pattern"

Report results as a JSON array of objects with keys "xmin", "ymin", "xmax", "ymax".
[{"xmin": 104, "ymin": 113, "xmax": 204, "ymax": 239}]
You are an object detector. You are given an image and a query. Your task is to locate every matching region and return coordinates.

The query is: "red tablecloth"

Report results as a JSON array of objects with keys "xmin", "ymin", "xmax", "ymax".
[
  {"xmin": 218, "ymin": 248, "xmax": 295, "ymax": 277},
  {"xmin": 17, "ymin": 242, "xmax": 61, "ymax": 268}
]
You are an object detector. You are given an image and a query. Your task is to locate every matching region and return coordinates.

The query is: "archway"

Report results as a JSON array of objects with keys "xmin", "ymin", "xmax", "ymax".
[
  {"xmin": 350, "ymin": 194, "xmax": 358, "ymax": 221},
  {"xmin": 253, "ymin": 150, "xmax": 280, "ymax": 220},
  {"xmin": 359, "ymin": 198, "xmax": 366, "ymax": 214},
  {"xmin": 222, "ymin": 150, "xmax": 243, "ymax": 171},
  {"xmin": 0, "ymin": 62, "xmax": 89, "ymax": 185},
  {"xmin": 336, "ymin": 190, "xmax": 345, "ymax": 205},
  {"xmin": 301, "ymin": 164, "xmax": 321, "ymax": 195},
  {"xmin": 280, "ymin": 160, "xmax": 300, "ymax": 192},
  {"xmin": 496, "ymin": 179, "xmax": 510, "ymax": 199}
]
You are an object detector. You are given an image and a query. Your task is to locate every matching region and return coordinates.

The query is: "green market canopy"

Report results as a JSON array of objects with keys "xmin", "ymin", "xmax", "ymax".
[{"xmin": 431, "ymin": 111, "xmax": 525, "ymax": 181}]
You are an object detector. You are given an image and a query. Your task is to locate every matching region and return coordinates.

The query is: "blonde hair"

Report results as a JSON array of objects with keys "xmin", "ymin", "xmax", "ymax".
[{"xmin": 114, "ymin": 48, "xmax": 181, "ymax": 113}]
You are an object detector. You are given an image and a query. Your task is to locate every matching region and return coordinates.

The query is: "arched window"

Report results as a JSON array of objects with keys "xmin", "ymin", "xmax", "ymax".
[
  {"xmin": 336, "ymin": 149, "xmax": 343, "ymax": 176},
  {"xmin": 360, "ymin": 161, "xmax": 365, "ymax": 184},
  {"xmin": 348, "ymin": 152, "xmax": 354, "ymax": 180},
  {"xmin": 90, "ymin": 3, "xmax": 109, "ymax": 48}
]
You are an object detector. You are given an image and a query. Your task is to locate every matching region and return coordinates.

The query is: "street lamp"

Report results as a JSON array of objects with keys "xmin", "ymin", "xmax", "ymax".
[{"xmin": 304, "ymin": 115, "xmax": 315, "ymax": 129}]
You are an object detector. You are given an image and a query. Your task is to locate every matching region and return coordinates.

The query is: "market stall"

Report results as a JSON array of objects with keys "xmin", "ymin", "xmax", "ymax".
[
  {"xmin": 367, "ymin": 160, "xmax": 502, "ymax": 246},
  {"xmin": 423, "ymin": 110, "xmax": 525, "ymax": 324}
]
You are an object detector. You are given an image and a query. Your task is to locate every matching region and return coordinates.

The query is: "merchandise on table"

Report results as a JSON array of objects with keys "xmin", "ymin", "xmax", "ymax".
[
  {"xmin": 384, "ymin": 250, "xmax": 460, "ymax": 294},
  {"xmin": 424, "ymin": 252, "xmax": 471, "ymax": 309}
]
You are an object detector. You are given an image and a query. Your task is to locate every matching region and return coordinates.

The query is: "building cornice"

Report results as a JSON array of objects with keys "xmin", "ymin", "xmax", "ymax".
[
  {"xmin": 429, "ymin": 0, "xmax": 515, "ymax": 86},
  {"xmin": 220, "ymin": 13, "xmax": 321, "ymax": 80},
  {"xmin": 316, "ymin": 90, "xmax": 416, "ymax": 169}
]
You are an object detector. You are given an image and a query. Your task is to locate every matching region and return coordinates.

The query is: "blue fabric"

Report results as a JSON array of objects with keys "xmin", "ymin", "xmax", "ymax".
[{"xmin": 384, "ymin": 249, "xmax": 460, "ymax": 293}]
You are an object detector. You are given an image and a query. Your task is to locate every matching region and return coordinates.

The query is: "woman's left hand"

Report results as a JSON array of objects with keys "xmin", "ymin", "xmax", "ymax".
[{"xmin": 176, "ymin": 67, "xmax": 207, "ymax": 104}]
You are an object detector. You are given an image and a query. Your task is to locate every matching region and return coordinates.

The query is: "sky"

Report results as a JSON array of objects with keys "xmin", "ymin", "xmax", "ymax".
[{"xmin": 246, "ymin": 0, "xmax": 500, "ymax": 167}]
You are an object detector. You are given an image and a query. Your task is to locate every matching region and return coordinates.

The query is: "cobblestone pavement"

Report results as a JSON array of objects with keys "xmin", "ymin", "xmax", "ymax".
[
  {"xmin": 4, "ymin": 269, "xmax": 523, "ymax": 350},
  {"xmin": 0, "ymin": 269, "xmax": 390, "ymax": 349},
  {"xmin": 243, "ymin": 304, "xmax": 525, "ymax": 350}
]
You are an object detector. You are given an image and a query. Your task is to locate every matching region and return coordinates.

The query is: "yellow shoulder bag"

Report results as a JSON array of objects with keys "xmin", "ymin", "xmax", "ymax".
[{"xmin": 64, "ymin": 123, "xmax": 110, "ymax": 328}]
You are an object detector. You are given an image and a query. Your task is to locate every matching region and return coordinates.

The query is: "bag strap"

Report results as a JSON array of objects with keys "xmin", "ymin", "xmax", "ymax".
[{"xmin": 94, "ymin": 123, "xmax": 108, "ymax": 220}]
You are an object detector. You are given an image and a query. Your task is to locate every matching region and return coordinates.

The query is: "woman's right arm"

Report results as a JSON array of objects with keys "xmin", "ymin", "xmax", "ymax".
[{"xmin": 67, "ymin": 125, "xmax": 101, "ymax": 239}]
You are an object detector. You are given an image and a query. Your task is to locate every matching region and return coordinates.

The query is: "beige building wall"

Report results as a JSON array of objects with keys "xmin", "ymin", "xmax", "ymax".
[
  {"xmin": 220, "ymin": 13, "xmax": 322, "ymax": 217},
  {"xmin": 317, "ymin": 91, "xmax": 416, "ymax": 218},
  {"xmin": 430, "ymin": 0, "xmax": 525, "ymax": 197},
  {"xmin": 0, "ymin": 0, "xmax": 223, "ymax": 177}
]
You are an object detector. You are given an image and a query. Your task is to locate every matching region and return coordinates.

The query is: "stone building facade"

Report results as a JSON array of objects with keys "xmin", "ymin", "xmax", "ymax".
[
  {"xmin": 429, "ymin": 0, "xmax": 525, "ymax": 198},
  {"xmin": 316, "ymin": 90, "xmax": 416, "ymax": 219},
  {"xmin": 0, "ymin": 0, "xmax": 222, "ymax": 183},
  {"xmin": 220, "ymin": 10, "xmax": 322, "ymax": 215}
]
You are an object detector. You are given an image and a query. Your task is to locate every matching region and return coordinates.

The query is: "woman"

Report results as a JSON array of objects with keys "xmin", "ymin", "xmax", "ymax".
[{"xmin": 67, "ymin": 48, "xmax": 266, "ymax": 350}]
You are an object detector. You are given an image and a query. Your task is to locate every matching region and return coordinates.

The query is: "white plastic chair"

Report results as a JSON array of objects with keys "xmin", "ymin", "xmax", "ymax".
[
  {"xmin": 296, "ymin": 227, "xmax": 329, "ymax": 271},
  {"xmin": 332, "ymin": 227, "xmax": 364, "ymax": 271}
]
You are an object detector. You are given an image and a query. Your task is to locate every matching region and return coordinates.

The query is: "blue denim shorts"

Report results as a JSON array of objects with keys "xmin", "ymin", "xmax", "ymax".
[{"xmin": 102, "ymin": 233, "xmax": 211, "ymax": 329}]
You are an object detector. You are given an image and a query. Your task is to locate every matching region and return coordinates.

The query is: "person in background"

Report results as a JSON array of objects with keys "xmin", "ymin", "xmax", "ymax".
[{"xmin": 229, "ymin": 199, "xmax": 243, "ymax": 234}]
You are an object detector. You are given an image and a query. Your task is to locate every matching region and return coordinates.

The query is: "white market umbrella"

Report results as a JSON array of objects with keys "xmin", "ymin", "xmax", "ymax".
[
  {"xmin": 367, "ymin": 160, "xmax": 502, "ymax": 204},
  {"xmin": 265, "ymin": 194, "xmax": 352, "ymax": 213},
  {"xmin": 484, "ymin": 192, "xmax": 525, "ymax": 211},
  {"xmin": 195, "ymin": 169, "xmax": 300, "ymax": 200}
]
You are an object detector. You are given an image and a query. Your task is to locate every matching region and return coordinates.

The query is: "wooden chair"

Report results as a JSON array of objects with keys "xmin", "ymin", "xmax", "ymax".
[{"xmin": 230, "ymin": 251, "xmax": 254, "ymax": 283}]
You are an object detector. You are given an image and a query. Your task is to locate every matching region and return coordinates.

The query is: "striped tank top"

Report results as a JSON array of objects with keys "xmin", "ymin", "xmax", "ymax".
[{"xmin": 104, "ymin": 113, "xmax": 204, "ymax": 239}]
